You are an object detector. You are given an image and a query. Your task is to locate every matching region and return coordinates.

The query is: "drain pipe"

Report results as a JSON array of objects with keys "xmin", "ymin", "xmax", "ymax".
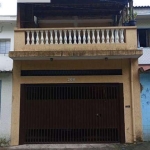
[{"xmin": 130, "ymin": 59, "xmax": 136, "ymax": 142}]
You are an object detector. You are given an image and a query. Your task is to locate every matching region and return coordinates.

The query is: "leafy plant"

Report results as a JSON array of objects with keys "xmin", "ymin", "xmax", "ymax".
[
  {"xmin": 125, "ymin": 15, "xmax": 129, "ymax": 22},
  {"xmin": 133, "ymin": 12, "xmax": 137, "ymax": 20},
  {"xmin": 0, "ymin": 138, "xmax": 10, "ymax": 147},
  {"xmin": 129, "ymin": 11, "xmax": 137, "ymax": 20}
]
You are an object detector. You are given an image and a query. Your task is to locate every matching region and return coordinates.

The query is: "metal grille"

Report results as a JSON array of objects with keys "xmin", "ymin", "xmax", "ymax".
[
  {"xmin": 25, "ymin": 128, "xmax": 119, "ymax": 143},
  {"xmin": 21, "ymin": 69, "xmax": 122, "ymax": 76},
  {"xmin": 20, "ymin": 83, "xmax": 125, "ymax": 144}
]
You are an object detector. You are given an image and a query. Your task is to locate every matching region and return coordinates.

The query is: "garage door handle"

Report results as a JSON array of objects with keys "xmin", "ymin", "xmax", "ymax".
[{"xmin": 96, "ymin": 114, "xmax": 101, "ymax": 117}]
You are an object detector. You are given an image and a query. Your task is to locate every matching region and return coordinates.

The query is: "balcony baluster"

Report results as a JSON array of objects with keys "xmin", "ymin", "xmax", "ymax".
[{"xmin": 45, "ymin": 31, "xmax": 49, "ymax": 45}]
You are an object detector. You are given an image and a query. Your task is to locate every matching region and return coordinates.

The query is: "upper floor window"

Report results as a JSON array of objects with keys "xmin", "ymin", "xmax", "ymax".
[
  {"xmin": 138, "ymin": 29, "xmax": 150, "ymax": 47},
  {"xmin": 0, "ymin": 39, "xmax": 11, "ymax": 54}
]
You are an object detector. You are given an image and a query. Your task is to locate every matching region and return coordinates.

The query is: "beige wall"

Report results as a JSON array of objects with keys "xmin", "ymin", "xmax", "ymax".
[
  {"xmin": 14, "ymin": 27, "xmax": 137, "ymax": 52},
  {"xmin": 11, "ymin": 59, "xmax": 142, "ymax": 145}
]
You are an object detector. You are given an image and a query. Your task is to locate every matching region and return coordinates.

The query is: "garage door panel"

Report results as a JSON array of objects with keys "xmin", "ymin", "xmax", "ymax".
[{"xmin": 20, "ymin": 83, "xmax": 124, "ymax": 144}]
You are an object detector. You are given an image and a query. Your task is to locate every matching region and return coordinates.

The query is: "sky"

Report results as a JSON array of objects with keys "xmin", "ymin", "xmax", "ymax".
[{"xmin": 0, "ymin": 0, "xmax": 150, "ymax": 16}]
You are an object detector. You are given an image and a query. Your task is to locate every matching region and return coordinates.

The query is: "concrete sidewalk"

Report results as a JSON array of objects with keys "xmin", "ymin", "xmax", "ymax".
[
  {"xmin": 0, "ymin": 143, "xmax": 150, "ymax": 150},
  {"xmin": 1, "ymin": 144, "xmax": 117, "ymax": 150}
]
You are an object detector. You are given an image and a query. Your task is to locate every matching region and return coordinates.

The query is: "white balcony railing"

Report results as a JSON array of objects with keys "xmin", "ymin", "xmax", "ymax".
[{"xmin": 25, "ymin": 27, "xmax": 125, "ymax": 45}]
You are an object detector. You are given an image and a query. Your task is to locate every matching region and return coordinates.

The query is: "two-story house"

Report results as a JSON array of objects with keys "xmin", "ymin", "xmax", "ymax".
[
  {"xmin": 9, "ymin": 0, "xmax": 143, "ymax": 145},
  {"xmin": 0, "ymin": 15, "xmax": 16, "ymax": 141}
]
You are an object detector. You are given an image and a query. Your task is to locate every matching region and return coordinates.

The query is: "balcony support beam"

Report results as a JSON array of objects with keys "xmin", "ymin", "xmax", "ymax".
[{"xmin": 9, "ymin": 50, "xmax": 143, "ymax": 60}]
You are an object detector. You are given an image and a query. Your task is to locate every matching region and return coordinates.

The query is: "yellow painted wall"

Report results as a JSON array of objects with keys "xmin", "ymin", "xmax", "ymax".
[{"xmin": 11, "ymin": 59, "xmax": 142, "ymax": 145}]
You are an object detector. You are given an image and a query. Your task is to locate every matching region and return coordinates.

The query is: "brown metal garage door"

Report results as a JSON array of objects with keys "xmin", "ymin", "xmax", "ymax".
[{"xmin": 19, "ymin": 83, "xmax": 125, "ymax": 144}]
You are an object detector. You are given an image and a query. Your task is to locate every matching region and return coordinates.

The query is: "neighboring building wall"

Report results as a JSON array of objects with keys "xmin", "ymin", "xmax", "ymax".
[
  {"xmin": 0, "ymin": 21, "xmax": 16, "ymax": 140},
  {"xmin": 136, "ymin": 20, "xmax": 150, "ymax": 29},
  {"xmin": 139, "ymin": 48, "xmax": 150, "ymax": 142},
  {"xmin": 138, "ymin": 48, "xmax": 150, "ymax": 65},
  {"xmin": 0, "ymin": 80, "xmax": 1, "ymax": 110},
  {"xmin": 0, "ymin": 73, "xmax": 12, "ymax": 140},
  {"xmin": 135, "ymin": 7, "xmax": 150, "ymax": 48},
  {"xmin": 140, "ymin": 72, "xmax": 150, "ymax": 141},
  {"xmin": 0, "ymin": 22, "xmax": 15, "ymax": 52},
  {"xmin": 136, "ymin": 7, "xmax": 150, "ymax": 141},
  {"xmin": 0, "ymin": 22, "xmax": 15, "ymax": 72}
]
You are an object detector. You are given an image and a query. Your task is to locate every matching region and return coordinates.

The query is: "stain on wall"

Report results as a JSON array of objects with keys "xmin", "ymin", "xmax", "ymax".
[{"xmin": 140, "ymin": 72, "xmax": 150, "ymax": 141}]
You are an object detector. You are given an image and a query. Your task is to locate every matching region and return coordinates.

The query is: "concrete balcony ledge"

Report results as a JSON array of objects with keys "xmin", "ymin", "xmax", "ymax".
[
  {"xmin": 16, "ymin": 43, "xmax": 136, "ymax": 52},
  {"xmin": 9, "ymin": 50, "xmax": 143, "ymax": 60},
  {"xmin": 14, "ymin": 26, "xmax": 138, "ymax": 52}
]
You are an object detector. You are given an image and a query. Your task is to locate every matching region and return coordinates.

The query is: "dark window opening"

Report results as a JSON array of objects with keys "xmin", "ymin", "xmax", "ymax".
[
  {"xmin": 21, "ymin": 69, "xmax": 122, "ymax": 76},
  {"xmin": 138, "ymin": 29, "xmax": 150, "ymax": 47}
]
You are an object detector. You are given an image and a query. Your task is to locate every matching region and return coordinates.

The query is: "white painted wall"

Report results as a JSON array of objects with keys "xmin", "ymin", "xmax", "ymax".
[
  {"xmin": 0, "ymin": 22, "xmax": 15, "ymax": 51},
  {"xmin": 0, "ymin": 73, "xmax": 12, "ymax": 140},
  {"xmin": 0, "ymin": 20, "xmax": 16, "ymax": 141},
  {"xmin": 0, "ymin": 0, "xmax": 17, "ymax": 15},
  {"xmin": 0, "ymin": 22, "xmax": 15, "ymax": 71},
  {"xmin": 135, "ymin": 8, "xmax": 150, "ymax": 29},
  {"xmin": 138, "ymin": 48, "xmax": 150, "ymax": 65}
]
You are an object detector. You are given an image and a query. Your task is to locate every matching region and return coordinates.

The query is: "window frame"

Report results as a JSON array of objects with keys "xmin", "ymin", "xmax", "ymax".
[{"xmin": 0, "ymin": 39, "xmax": 11, "ymax": 54}]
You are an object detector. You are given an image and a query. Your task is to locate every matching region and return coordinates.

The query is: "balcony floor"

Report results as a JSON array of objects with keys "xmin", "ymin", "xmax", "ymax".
[{"xmin": 9, "ymin": 50, "xmax": 143, "ymax": 60}]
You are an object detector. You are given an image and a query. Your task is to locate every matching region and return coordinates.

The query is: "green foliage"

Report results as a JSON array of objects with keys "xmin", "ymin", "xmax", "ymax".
[
  {"xmin": 0, "ymin": 138, "xmax": 10, "ymax": 147},
  {"xmin": 133, "ymin": 12, "xmax": 137, "ymax": 20}
]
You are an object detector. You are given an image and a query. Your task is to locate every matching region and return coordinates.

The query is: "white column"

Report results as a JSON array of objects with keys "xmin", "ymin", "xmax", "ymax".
[
  {"xmin": 101, "ymin": 29, "xmax": 105, "ymax": 43},
  {"xmin": 50, "ymin": 30, "xmax": 53, "ymax": 44},
  {"xmin": 78, "ymin": 30, "xmax": 81, "ymax": 44},
  {"xmin": 54, "ymin": 30, "xmax": 58, "ymax": 44},
  {"xmin": 111, "ymin": 29, "xmax": 114, "ymax": 43},
  {"xmin": 31, "ymin": 31, "xmax": 34, "ymax": 45},
  {"xmin": 83, "ymin": 30, "xmax": 86, "ymax": 44},
  {"xmin": 92, "ymin": 30, "xmax": 95, "ymax": 44},
  {"xmin": 64, "ymin": 30, "xmax": 67, "ymax": 44},
  {"xmin": 41, "ymin": 31, "xmax": 44, "ymax": 44},
  {"xmin": 36, "ymin": 31, "xmax": 39, "ymax": 45},
  {"xmin": 45, "ymin": 30, "xmax": 49, "ymax": 44},
  {"xmin": 59, "ymin": 30, "xmax": 62, "ymax": 44},
  {"xmin": 26, "ymin": 31, "xmax": 30, "ymax": 45},
  {"xmin": 68, "ymin": 30, "xmax": 72, "ymax": 44},
  {"xmin": 120, "ymin": 29, "xmax": 124, "ymax": 43},
  {"xmin": 87, "ymin": 30, "xmax": 91, "ymax": 44},
  {"xmin": 73, "ymin": 30, "xmax": 77, "ymax": 44},
  {"xmin": 96, "ymin": 30, "xmax": 100, "ymax": 44},
  {"xmin": 115, "ymin": 29, "xmax": 119, "ymax": 43},
  {"xmin": 106, "ymin": 29, "xmax": 110, "ymax": 43}
]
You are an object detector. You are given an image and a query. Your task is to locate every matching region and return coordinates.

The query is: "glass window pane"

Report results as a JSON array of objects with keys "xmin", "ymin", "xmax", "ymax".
[{"xmin": 0, "ymin": 39, "xmax": 10, "ymax": 54}]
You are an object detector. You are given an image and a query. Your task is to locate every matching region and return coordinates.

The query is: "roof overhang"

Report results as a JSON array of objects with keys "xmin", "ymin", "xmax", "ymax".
[
  {"xmin": 0, "ymin": 16, "xmax": 16, "ymax": 22},
  {"xmin": 17, "ymin": 0, "xmax": 127, "ymax": 4},
  {"xmin": 0, "ymin": 71, "xmax": 12, "ymax": 73},
  {"xmin": 139, "ymin": 65, "xmax": 150, "ymax": 73},
  {"xmin": 17, "ymin": 0, "xmax": 51, "ymax": 3},
  {"xmin": 18, "ymin": 0, "xmax": 128, "ymax": 18}
]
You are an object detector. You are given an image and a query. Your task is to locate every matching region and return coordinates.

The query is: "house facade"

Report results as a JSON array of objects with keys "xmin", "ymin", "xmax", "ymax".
[
  {"xmin": 135, "ymin": 6, "xmax": 150, "ymax": 141},
  {"xmin": 10, "ymin": 0, "xmax": 143, "ymax": 145},
  {"xmin": 0, "ymin": 15, "xmax": 16, "ymax": 140}
]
